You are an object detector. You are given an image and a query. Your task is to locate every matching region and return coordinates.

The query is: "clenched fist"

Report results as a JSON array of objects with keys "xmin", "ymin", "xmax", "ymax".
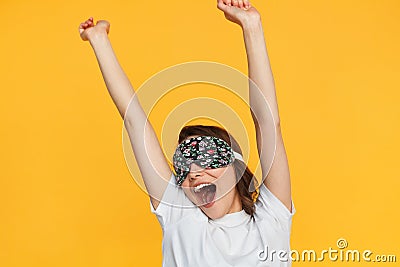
[
  {"xmin": 216, "ymin": 0, "xmax": 260, "ymax": 27},
  {"xmin": 78, "ymin": 17, "xmax": 110, "ymax": 42}
]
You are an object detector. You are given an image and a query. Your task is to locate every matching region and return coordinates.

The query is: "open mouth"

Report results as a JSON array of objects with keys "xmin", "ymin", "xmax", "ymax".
[{"xmin": 193, "ymin": 183, "xmax": 217, "ymax": 208}]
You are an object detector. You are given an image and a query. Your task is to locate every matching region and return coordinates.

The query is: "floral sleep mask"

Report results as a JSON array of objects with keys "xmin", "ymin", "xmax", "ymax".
[{"xmin": 172, "ymin": 135, "xmax": 243, "ymax": 186}]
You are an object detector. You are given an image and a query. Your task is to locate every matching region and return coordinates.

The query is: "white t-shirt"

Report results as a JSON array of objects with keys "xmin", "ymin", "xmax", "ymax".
[{"xmin": 150, "ymin": 173, "xmax": 296, "ymax": 267}]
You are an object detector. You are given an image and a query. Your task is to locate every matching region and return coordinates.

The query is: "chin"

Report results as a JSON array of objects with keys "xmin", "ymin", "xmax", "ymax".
[
  {"xmin": 200, "ymin": 202, "xmax": 225, "ymax": 220},
  {"xmin": 199, "ymin": 195, "xmax": 233, "ymax": 220}
]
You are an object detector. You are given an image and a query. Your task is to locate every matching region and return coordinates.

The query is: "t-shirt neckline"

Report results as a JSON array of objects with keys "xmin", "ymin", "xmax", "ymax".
[{"xmin": 208, "ymin": 209, "xmax": 250, "ymax": 227}]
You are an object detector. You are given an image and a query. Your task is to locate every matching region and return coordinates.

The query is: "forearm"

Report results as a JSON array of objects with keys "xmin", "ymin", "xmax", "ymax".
[
  {"xmin": 89, "ymin": 33, "xmax": 161, "ymax": 164},
  {"xmin": 242, "ymin": 20, "xmax": 281, "ymax": 126},
  {"xmin": 89, "ymin": 34, "xmax": 135, "ymax": 119}
]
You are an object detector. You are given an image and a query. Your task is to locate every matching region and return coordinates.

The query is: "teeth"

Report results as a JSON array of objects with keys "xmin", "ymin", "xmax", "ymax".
[{"xmin": 194, "ymin": 183, "xmax": 212, "ymax": 193}]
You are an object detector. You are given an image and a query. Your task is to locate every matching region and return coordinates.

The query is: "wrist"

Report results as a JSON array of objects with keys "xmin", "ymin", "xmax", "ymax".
[
  {"xmin": 241, "ymin": 17, "xmax": 262, "ymax": 32},
  {"xmin": 88, "ymin": 31, "xmax": 109, "ymax": 46}
]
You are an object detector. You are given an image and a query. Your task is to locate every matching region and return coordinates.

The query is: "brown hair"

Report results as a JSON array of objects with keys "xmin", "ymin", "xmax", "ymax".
[{"xmin": 178, "ymin": 125, "xmax": 259, "ymax": 217}]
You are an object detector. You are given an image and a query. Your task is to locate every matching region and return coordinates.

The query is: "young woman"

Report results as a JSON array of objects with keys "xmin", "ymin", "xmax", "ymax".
[{"xmin": 79, "ymin": 0, "xmax": 295, "ymax": 266}]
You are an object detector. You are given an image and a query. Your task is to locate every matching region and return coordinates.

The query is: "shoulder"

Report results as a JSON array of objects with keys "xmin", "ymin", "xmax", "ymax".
[{"xmin": 254, "ymin": 183, "xmax": 296, "ymax": 232}]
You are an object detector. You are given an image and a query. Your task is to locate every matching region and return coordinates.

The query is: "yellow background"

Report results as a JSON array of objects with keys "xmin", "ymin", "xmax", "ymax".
[{"xmin": 1, "ymin": 0, "xmax": 399, "ymax": 266}]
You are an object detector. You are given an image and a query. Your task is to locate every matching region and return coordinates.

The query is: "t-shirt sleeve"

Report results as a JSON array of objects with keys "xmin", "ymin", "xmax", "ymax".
[
  {"xmin": 255, "ymin": 183, "xmax": 296, "ymax": 232},
  {"xmin": 150, "ymin": 172, "xmax": 197, "ymax": 228}
]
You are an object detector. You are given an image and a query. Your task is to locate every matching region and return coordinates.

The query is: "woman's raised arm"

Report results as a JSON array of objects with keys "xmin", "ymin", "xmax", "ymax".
[
  {"xmin": 79, "ymin": 17, "xmax": 172, "ymax": 210},
  {"xmin": 216, "ymin": 1, "xmax": 292, "ymax": 212}
]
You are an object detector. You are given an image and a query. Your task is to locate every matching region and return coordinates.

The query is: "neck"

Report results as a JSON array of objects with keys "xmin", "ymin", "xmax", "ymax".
[{"xmin": 227, "ymin": 188, "xmax": 243, "ymax": 214}]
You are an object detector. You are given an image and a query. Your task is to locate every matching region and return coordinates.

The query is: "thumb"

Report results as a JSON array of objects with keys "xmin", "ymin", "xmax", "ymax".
[{"xmin": 217, "ymin": 0, "xmax": 230, "ymax": 13}]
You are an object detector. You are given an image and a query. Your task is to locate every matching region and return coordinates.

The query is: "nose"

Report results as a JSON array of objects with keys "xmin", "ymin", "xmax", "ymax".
[{"xmin": 188, "ymin": 163, "xmax": 205, "ymax": 180}]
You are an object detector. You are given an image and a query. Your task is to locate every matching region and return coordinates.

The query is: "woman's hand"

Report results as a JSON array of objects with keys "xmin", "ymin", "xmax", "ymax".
[
  {"xmin": 78, "ymin": 17, "xmax": 110, "ymax": 42},
  {"xmin": 216, "ymin": 0, "xmax": 261, "ymax": 28}
]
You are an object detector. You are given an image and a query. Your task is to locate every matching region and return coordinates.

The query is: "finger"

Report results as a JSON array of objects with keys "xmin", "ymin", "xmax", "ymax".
[
  {"xmin": 83, "ymin": 17, "xmax": 93, "ymax": 26},
  {"xmin": 238, "ymin": 0, "xmax": 243, "ymax": 8},
  {"xmin": 231, "ymin": 0, "xmax": 239, "ymax": 7},
  {"xmin": 224, "ymin": 0, "xmax": 232, "ymax": 6},
  {"xmin": 217, "ymin": 0, "xmax": 229, "ymax": 12},
  {"xmin": 243, "ymin": 0, "xmax": 250, "ymax": 8}
]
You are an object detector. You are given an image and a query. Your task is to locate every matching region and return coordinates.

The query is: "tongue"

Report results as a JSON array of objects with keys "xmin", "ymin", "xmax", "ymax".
[
  {"xmin": 198, "ymin": 185, "xmax": 216, "ymax": 205},
  {"xmin": 206, "ymin": 191, "xmax": 214, "ymax": 203}
]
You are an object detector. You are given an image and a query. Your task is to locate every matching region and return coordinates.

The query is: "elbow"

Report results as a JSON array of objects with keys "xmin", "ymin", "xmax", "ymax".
[{"xmin": 274, "ymin": 118, "xmax": 281, "ymax": 129}]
